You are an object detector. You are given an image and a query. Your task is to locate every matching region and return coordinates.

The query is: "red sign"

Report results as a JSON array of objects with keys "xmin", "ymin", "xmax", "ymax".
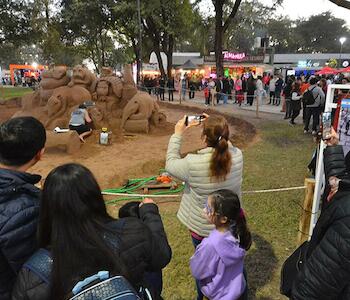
[{"xmin": 223, "ymin": 52, "xmax": 246, "ymax": 60}]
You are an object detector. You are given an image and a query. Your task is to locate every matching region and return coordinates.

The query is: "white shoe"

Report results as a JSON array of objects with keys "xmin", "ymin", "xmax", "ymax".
[
  {"xmin": 312, "ymin": 130, "xmax": 317, "ymax": 135},
  {"xmin": 304, "ymin": 130, "xmax": 308, "ymax": 134}
]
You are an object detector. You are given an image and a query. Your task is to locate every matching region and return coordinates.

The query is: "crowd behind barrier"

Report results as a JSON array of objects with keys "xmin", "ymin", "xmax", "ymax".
[{"xmin": 1, "ymin": 79, "xmax": 350, "ymax": 299}]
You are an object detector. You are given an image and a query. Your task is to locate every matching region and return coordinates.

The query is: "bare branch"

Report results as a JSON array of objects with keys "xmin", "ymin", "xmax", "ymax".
[
  {"xmin": 328, "ymin": 0, "xmax": 350, "ymax": 9},
  {"xmin": 223, "ymin": 0, "xmax": 243, "ymax": 32}
]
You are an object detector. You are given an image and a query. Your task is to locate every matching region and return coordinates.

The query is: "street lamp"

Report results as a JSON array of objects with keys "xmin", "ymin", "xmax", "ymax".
[{"xmin": 340, "ymin": 37, "xmax": 347, "ymax": 61}]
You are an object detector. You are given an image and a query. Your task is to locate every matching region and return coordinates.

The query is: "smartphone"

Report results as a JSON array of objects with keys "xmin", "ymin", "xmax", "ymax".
[
  {"xmin": 322, "ymin": 112, "xmax": 332, "ymax": 140},
  {"xmin": 185, "ymin": 115, "xmax": 205, "ymax": 126}
]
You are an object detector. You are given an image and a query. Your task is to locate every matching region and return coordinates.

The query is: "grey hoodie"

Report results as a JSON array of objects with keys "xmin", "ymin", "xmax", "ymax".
[{"xmin": 306, "ymin": 84, "xmax": 325, "ymax": 108}]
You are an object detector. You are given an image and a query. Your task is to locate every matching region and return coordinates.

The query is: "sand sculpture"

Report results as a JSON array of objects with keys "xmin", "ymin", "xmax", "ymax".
[
  {"xmin": 39, "ymin": 66, "xmax": 70, "ymax": 105},
  {"xmin": 13, "ymin": 64, "xmax": 166, "ymax": 142}
]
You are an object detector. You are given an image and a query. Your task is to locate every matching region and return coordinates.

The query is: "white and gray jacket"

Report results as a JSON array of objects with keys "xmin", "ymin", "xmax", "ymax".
[
  {"xmin": 165, "ymin": 134, "xmax": 243, "ymax": 237},
  {"xmin": 306, "ymin": 85, "xmax": 325, "ymax": 108}
]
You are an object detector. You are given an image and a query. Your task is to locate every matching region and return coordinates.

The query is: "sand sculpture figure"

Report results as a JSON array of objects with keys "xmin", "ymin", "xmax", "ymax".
[
  {"xmin": 121, "ymin": 93, "xmax": 162, "ymax": 133},
  {"xmin": 45, "ymin": 86, "xmax": 92, "ymax": 129},
  {"xmin": 39, "ymin": 66, "xmax": 70, "ymax": 105},
  {"xmin": 13, "ymin": 64, "xmax": 166, "ymax": 143},
  {"xmin": 68, "ymin": 65, "xmax": 96, "ymax": 92}
]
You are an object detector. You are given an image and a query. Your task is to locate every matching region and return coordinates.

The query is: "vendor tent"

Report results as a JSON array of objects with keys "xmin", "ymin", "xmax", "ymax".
[
  {"xmin": 339, "ymin": 66, "xmax": 350, "ymax": 73},
  {"xmin": 178, "ymin": 60, "xmax": 198, "ymax": 70},
  {"xmin": 315, "ymin": 66, "xmax": 338, "ymax": 75}
]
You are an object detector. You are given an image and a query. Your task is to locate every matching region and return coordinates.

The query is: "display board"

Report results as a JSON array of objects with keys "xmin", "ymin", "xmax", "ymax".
[{"xmin": 310, "ymin": 84, "xmax": 350, "ymax": 238}]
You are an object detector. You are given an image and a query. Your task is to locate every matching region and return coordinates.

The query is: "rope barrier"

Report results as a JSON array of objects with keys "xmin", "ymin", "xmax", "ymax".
[{"xmin": 103, "ymin": 185, "xmax": 307, "ymax": 202}]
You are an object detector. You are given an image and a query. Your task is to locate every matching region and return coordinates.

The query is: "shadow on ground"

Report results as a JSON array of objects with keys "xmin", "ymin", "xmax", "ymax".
[{"xmin": 246, "ymin": 233, "xmax": 278, "ymax": 299}]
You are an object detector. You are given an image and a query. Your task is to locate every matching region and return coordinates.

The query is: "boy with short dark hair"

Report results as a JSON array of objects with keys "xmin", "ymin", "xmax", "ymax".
[{"xmin": 0, "ymin": 116, "xmax": 46, "ymax": 299}]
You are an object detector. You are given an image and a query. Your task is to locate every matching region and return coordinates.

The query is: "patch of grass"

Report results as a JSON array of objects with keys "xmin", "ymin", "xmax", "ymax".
[
  {"xmin": 0, "ymin": 87, "xmax": 33, "ymax": 100},
  {"xmin": 109, "ymin": 121, "xmax": 314, "ymax": 300}
]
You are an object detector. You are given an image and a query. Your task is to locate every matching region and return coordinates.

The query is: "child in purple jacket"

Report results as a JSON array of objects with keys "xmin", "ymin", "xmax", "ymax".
[{"xmin": 190, "ymin": 189, "xmax": 252, "ymax": 300}]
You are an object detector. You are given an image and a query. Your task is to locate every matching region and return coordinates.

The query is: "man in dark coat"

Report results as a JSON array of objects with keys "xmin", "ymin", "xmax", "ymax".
[
  {"xmin": 291, "ymin": 141, "xmax": 350, "ymax": 299},
  {"xmin": 0, "ymin": 117, "xmax": 46, "ymax": 300}
]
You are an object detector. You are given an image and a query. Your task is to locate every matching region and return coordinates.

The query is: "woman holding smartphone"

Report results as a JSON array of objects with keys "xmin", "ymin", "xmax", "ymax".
[{"xmin": 165, "ymin": 114, "xmax": 243, "ymax": 300}]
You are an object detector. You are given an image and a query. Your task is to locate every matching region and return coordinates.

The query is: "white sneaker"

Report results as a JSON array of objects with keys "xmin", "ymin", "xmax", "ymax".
[
  {"xmin": 304, "ymin": 130, "xmax": 308, "ymax": 134},
  {"xmin": 312, "ymin": 130, "xmax": 317, "ymax": 135}
]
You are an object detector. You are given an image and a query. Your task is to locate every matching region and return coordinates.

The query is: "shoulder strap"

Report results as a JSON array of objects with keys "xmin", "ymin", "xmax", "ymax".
[{"xmin": 23, "ymin": 248, "xmax": 53, "ymax": 284}]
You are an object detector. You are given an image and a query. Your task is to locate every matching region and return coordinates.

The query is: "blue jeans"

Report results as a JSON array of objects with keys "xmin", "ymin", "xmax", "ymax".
[
  {"xmin": 223, "ymin": 93, "xmax": 228, "ymax": 104},
  {"xmin": 181, "ymin": 87, "xmax": 186, "ymax": 99},
  {"xmin": 191, "ymin": 235, "xmax": 204, "ymax": 300}
]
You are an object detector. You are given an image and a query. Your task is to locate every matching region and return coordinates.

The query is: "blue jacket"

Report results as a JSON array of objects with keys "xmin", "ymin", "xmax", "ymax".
[{"xmin": 0, "ymin": 168, "xmax": 40, "ymax": 300}]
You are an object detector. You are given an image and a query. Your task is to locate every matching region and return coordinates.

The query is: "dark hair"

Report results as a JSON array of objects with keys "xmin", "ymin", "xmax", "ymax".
[
  {"xmin": 0, "ymin": 116, "xmax": 46, "ymax": 166},
  {"xmin": 292, "ymin": 82, "xmax": 301, "ymax": 93},
  {"xmin": 202, "ymin": 115, "xmax": 232, "ymax": 181},
  {"xmin": 309, "ymin": 77, "xmax": 318, "ymax": 85},
  {"xmin": 210, "ymin": 189, "xmax": 252, "ymax": 250},
  {"xmin": 38, "ymin": 163, "xmax": 127, "ymax": 299},
  {"xmin": 79, "ymin": 104, "xmax": 87, "ymax": 109},
  {"xmin": 118, "ymin": 201, "xmax": 141, "ymax": 218}
]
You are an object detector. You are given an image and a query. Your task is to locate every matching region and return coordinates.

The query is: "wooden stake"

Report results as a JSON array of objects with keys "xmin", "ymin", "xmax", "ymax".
[{"xmin": 297, "ymin": 178, "xmax": 316, "ymax": 246}]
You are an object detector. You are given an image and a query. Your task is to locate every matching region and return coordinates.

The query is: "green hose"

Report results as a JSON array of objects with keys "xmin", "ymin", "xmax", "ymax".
[{"xmin": 103, "ymin": 172, "xmax": 184, "ymax": 205}]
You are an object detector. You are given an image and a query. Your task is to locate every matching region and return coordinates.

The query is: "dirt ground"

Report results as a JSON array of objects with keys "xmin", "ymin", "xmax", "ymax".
[{"xmin": 0, "ymin": 101, "xmax": 256, "ymax": 191}]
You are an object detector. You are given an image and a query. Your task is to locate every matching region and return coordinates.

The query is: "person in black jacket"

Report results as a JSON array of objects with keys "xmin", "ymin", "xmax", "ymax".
[
  {"xmin": 291, "ymin": 131, "xmax": 350, "ymax": 299},
  {"xmin": 0, "ymin": 117, "xmax": 46, "ymax": 300},
  {"xmin": 167, "ymin": 76, "xmax": 175, "ymax": 101},
  {"xmin": 12, "ymin": 163, "xmax": 172, "ymax": 300}
]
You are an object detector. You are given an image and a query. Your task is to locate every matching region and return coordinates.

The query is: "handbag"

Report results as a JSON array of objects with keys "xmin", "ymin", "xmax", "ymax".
[{"xmin": 280, "ymin": 241, "xmax": 309, "ymax": 297}]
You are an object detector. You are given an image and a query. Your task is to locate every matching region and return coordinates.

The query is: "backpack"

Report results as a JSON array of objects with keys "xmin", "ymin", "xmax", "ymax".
[
  {"xmin": 303, "ymin": 86, "xmax": 316, "ymax": 106},
  {"xmin": 23, "ymin": 248, "xmax": 151, "ymax": 300}
]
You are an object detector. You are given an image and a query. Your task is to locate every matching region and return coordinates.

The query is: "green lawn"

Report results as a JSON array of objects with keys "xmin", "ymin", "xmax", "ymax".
[
  {"xmin": 0, "ymin": 87, "xmax": 33, "ymax": 100},
  {"xmin": 109, "ymin": 121, "xmax": 314, "ymax": 300}
]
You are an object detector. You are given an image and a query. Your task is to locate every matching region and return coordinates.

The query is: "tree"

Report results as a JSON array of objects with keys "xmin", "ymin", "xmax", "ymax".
[
  {"xmin": 294, "ymin": 12, "xmax": 350, "ymax": 53},
  {"xmin": 142, "ymin": 0, "xmax": 194, "ymax": 78},
  {"xmin": 60, "ymin": 0, "xmax": 132, "ymax": 72},
  {"xmin": 212, "ymin": 0, "xmax": 242, "ymax": 77},
  {"xmin": 328, "ymin": 0, "xmax": 350, "ymax": 9}
]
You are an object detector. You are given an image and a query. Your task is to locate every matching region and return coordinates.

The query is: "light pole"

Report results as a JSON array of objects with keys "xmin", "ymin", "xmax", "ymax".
[{"xmin": 339, "ymin": 37, "xmax": 346, "ymax": 62}]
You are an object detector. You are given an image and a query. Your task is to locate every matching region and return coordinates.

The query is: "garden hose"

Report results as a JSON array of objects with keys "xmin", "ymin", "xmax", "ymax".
[{"xmin": 103, "ymin": 171, "xmax": 184, "ymax": 205}]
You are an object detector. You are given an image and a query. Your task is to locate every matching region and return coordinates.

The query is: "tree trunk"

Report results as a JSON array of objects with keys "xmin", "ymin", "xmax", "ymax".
[
  {"xmin": 166, "ymin": 35, "xmax": 174, "ymax": 78},
  {"xmin": 214, "ymin": 1, "xmax": 224, "ymax": 77},
  {"xmin": 154, "ymin": 41, "xmax": 166, "ymax": 78}
]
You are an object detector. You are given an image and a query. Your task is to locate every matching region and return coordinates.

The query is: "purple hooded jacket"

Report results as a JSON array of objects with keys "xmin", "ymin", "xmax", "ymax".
[{"xmin": 190, "ymin": 229, "xmax": 246, "ymax": 300}]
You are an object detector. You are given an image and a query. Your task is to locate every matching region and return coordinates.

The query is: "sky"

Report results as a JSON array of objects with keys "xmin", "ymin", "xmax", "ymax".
[
  {"xmin": 263, "ymin": 0, "xmax": 350, "ymax": 25},
  {"xmin": 199, "ymin": 0, "xmax": 350, "ymax": 26}
]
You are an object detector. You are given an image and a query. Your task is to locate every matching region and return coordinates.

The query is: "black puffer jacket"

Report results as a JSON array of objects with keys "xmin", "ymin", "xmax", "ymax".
[
  {"xmin": 291, "ymin": 146, "xmax": 350, "ymax": 299},
  {"xmin": 12, "ymin": 203, "xmax": 172, "ymax": 300},
  {"xmin": 0, "ymin": 168, "xmax": 40, "ymax": 300}
]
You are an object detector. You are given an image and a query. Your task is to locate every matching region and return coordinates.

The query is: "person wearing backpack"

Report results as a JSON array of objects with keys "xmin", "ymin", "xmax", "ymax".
[
  {"xmin": 12, "ymin": 163, "xmax": 171, "ymax": 300},
  {"xmin": 0, "ymin": 117, "xmax": 46, "ymax": 300},
  {"xmin": 289, "ymin": 130, "xmax": 350, "ymax": 299},
  {"xmin": 303, "ymin": 77, "xmax": 325, "ymax": 135}
]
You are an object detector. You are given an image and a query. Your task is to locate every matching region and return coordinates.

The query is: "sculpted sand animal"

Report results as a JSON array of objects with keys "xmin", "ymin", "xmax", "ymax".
[
  {"xmin": 39, "ymin": 66, "xmax": 70, "ymax": 104},
  {"xmin": 68, "ymin": 65, "xmax": 96, "ymax": 92},
  {"xmin": 120, "ymin": 93, "xmax": 160, "ymax": 129},
  {"xmin": 45, "ymin": 86, "xmax": 91, "ymax": 128}
]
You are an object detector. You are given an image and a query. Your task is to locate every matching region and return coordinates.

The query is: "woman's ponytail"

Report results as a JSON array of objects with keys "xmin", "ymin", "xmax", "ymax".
[{"xmin": 203, "ymin": 115, "xmax": 232, "ymax": 181}]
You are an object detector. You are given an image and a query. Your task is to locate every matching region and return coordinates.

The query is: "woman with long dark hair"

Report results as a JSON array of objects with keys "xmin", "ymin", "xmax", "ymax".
[
  {"xmin": 12, "ymin": 163, "xmax": 171, "ymax": 300},
  {"xmin": 165, "ymin": 114, "xmax": 243, "ymax": 300}
]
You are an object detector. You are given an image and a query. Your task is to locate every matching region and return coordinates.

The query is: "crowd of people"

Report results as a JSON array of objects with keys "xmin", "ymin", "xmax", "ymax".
[
  {"xmin": 1, "ymin": 76, "xmax": 350, "ymax": 299},
  {"xmin": 0, "ymin": 114, "xmax": 249, "ymax": 300}
]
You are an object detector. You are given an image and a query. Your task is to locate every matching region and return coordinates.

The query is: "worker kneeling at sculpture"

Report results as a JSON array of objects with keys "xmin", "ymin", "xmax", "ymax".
[{"xmin": 68, "ymin": 104, "xmax": 92, "ymax": 142}]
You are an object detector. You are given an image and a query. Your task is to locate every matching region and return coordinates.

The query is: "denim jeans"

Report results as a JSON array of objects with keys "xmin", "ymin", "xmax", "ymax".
[
  {"xmin": 191, "ymin": 235, "xmax": 204, "ymax": 300},
  {"xmin": 223, "ymin": 93, "xmax": 228, "ymax": 104}
]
